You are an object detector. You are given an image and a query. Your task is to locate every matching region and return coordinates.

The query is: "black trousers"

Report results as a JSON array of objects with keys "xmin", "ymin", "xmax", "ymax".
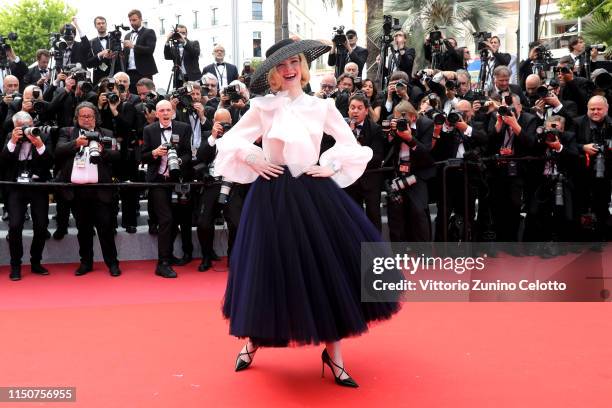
[
  {"xmin": 149, "ymin": 186, "xmax": 176, "ymax": 262},
  {"xmin": 434, "ymin": 169, "xmax": 477, "ymax": 242},
  {"xmin": 344, "ymin": 174, "xmax": 383, "ymax": 232},
  {"xmin": 386, "ymin": 179, "xmax": 431, "ymax": 242},
  {"xmin": 7, "ymin": 188, "xmax": 49, "ymax": 266},
  {"xmin": 171, "ymin": 197, "xmax": 194, "ymax": 257},
  {"xmin": 574, "ymin": 174, "xmax": 611, "ymax": 241},
  {"xmin": 72, "ymin": 190, "xmax": 118, "ymax": 267},
  {"xmin": 55, "ymin": 193, "xmax": 72, "ymax": 231},
  {"xmin": 524, "ymin": 176, "xmax": 574, "ymax": 242},
  {"xmin": 490, "ymin": 173, "xmax": 524, "ymax": 242},
  {"xmin": 196, "ymin": 183, "xmax": 247, "ymax": 259}
]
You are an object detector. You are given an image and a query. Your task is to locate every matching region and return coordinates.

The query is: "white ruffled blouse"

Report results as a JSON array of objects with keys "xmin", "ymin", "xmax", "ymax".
[{"xmin": 214, "ymin": 91, "xmax": 373, "ymax": 188}]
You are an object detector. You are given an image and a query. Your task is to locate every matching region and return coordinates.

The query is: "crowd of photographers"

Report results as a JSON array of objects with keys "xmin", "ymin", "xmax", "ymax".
[{"xmin": 0, "ymin": 11, "xmax": 611, "ymax": 281}]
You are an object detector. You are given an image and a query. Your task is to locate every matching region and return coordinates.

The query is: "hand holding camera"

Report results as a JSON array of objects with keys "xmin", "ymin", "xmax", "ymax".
[
  {"xmin": 583, "ymin": 143, "xmax": 599, "ymax": 156},
  {"xmin": 123, "ymin": 39, "xmax": 134, "ymax": 49},
  {"xmin": 153, "ymin": 144, "xmax": 168, "ymax": 158},
  {"xmin": 76, "ymin": 134, "xmax": 89, "ymax": 148},
  {"xmin": 212, "ymin": 122, "xmax": 226, "ymax": 139},
  {"xmin": 391, "ymin": 118, "xmax": 412, "ymax": 142}
]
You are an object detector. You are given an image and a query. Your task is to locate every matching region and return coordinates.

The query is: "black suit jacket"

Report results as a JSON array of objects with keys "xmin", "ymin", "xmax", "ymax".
[
  {"xmin": 1, "ymin": 132, "xmax": 54, "ymax": 182},
  {"xmin": 54, "ymin": 126, "xmax": 119, "ymax": 202},
  {"xmin": 123, "ymin": 28, "xmax": 158, "ymax": 76},
  {"xmin": 328, "ymin": 45, "xmax": 368, "ymax": 77},
  {"xmin": 487, "ymin": 111, "xmax": 538, "ymax": 158},
  {"xmin": 23, "ymin": 66, "xmax": 51, "ymax": 90},
  {"xmin": 202, "ymin": 62, "xmax": 239, "ymax": 87},
  {"xmin": 387, "ymin": 116, "xmax": 436, "ymax": 181},
  {"xmin": 141, "ymin": 120, "xmax": 192, "ymax": 182},
  {"xmin": 63, "ymin": 38, "xmax": 93, "ymax": 68},
  {"xmin": 164, "ymin": 40, "xmax": 201, "ymax": 81},
  {"xmin": 87, "ymin": 36, "xmax": 113, "ymax": 84}
]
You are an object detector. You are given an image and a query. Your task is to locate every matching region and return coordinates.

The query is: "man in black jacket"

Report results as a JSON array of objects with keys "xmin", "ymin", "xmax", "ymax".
[
  {"xmin": 486, "ymin": 93, "xmax": 538, "ymax": 242},
  {"xmin": 123, "ymin": 10, "xmax": 158, "ymax": 93},
  {"xmin": 141, "ymin": 100, "xmax": 192, "ymax": 278},
  {"xmin": 87, "ymin": 16, "xmax": 116, "ymax": 85},
  {"xmin": 58, "ymin": 19, "xmax": 92, "ymax": 68},
  {"xmin": 201, "ymin": 45, "xmax": 238, "ymax": 89},
  {"xmin": 385, "ymin": 101, "xmax": 436, "ymax": 242},
  {"xmin": 344, "ymin": 93, "xmax": 385, "ymax": 231},
  {"xmin": 2, "ymin": 112, "xmax": 54, "ymax": 281},
  {"xmin": 163, "ymin": 24, "xmax": 201, "ymax": 88},
  {"xmin": 328, "ymin": 29, "xmax": 368, "ymax": 78},
  {"xmin": 54, "ymin": 102, "xmax": 121, "ymax": 276},
  {"xmin": 490, "ymin": 65, "xmax": 529, "ymax": 107},
  {"xmin": 23, "ymin": 50, "xmax": 52, "ymax": 92},
  {"xmin": 572, "ymin": 96, "xmax": 611, "ymax": 242},
  {"xmin": 0, "ymin": 45, "xmax": 28, "ymax": 91}
]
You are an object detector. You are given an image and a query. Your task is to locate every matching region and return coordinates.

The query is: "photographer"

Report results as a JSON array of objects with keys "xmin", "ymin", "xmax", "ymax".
[
  {"xmin": 123, "ymin": 9, "xmax": 158, "ymax": 93},
  {"xmin": 384, "ymin": 101, "xmax": 435, "ymax": 242},
  {"xmin": 572, "ymin": 95, "xmax": 611, "ymax": 243},
  {"xmin": 97, "ymin": 76, "xmax": 139, "ymax": 233},
  {"xmin": 486, "ymin": 93, "xmax": 538, "ymax": 243},
  {"xmin": 23, "ymin": 50, "xmax": 52, "ymax": 93},
  {"xmin": 58, "ymin": 18, "xmax": 93, "ymax": 68},
  {"xmin": 333, "ymin": 73, "xmax": 355, "ymax": 117},
  {"xmin": 54, "ymin": 102, "xmax": 121, "ymax": 276},
  {"xmin": 201, "ymin": 73, "xmax": 220, "ymax": 109},
  {"xmin": 226, "ymin": 80, "xmax": 250, "ymax": 124},
  {"xmin": 343, "ymin": 93, "xmax": 385, "ymax": 231},
  {"xmin": 1, "ymin": 75, "xmax": 20, "ymax": 145},
  {"xmin": 382, "ymin": 31, "xmax": 416, "ymax": 80},
  {"xmin": 141, "ymin": 100, "xmax": 192, "ymax": 278},
  {"xmin": 491, "ymin": 65, "xmax": 529, "ymax": 107},
  {"xmin": 384, "ymin": 71, "xmax": 422, "ymax": 119},
  {"xmin": 48, "ymin": 67, "xmax": 96, "ymax": 129},
  {"xmin": 556, "ymin": 57, "xmax": 589, "ymax": 116},
  {"xmin": 424, "ymin": 34, "xmax": 466, "ymax": 72},
  {"xmin": 163, "ymin": 24, "xmax": 201, "ymax": 87},
  {"xmin": 201, "ymin": 45, "xmax": 238, "ymax": 89},
  {"xmin": 0, "ymin": 39, "xmax": 27, "ymax": 88},
  {"xmin": 194, "ymin": 108, "xmax": 248, "ymax": 271},
  {"xmin": 518, "ymin": 41, "xmax": 551, "ymax": 90},
  {"xmin": 456, "ymin": 69, "xmax": 474, "ymax": 101},
  {"xmin": 526, "ymin": 74, "xmax": 577, "ymax": 128},
  {"xmin": 113, "ymin": 72, "xmax": 139, "ymax": 106},
  {"xmin": 328, "ymin": 28, "xmax": 368, "ymax": 78},
  {"xmin": 240, "ymin": 60, "xmax": 254, "ymax": 88},
  {"xmin": 2, "ymin": 85, "xmax": 53, "ymax": 136},
  {"xmin": 2, "ymin": 112, "xmax": 53, "ymax": 281},
  {"xmin": 87, "ymin": 16, "xmax": 114, "ymax": 85},
  {"xmin": 431, "ymin": 99, "xmax": 487, "ymax": 241},
  {"xmin": 523, "ymin": 115, "xmax": 579, "ymax": 250},
  {"xmin": 481, "ymin": 35, "xmax": 511, "ymax": 88}
]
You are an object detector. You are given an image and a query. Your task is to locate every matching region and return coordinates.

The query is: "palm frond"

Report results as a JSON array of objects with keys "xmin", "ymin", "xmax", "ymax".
[{"xmin": 582, "ymin": 14, "xmax": 612, "ymax": 46}]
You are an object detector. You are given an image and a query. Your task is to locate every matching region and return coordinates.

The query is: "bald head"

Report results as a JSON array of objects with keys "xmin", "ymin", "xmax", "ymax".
[
  {"xmin": 3, "ymin": 75, "xmax": 19, "ymax": 95},
  {"xmin": 587, "ymin": 95, "xmax": 609, "ymax": 123},
  {"xmin": 214, "ymin": 108, "xmax": 231, "ymax": 124},
  {"xmin": 525, "ymin": 74, "xmax": 541, "ymax": 96},
  {"xmin": 156, "ymin": 99, "xmax": 173, "ymax": 125},
  {"xmin": 455, "ymin": 99, "xmax": 474, "ymax": 121}
]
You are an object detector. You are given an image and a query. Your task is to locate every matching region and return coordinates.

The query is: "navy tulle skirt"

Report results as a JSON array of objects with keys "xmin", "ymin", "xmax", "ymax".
[{"xmin": 222, "ymin": 169, "xmax": 401, "ymax": 347}]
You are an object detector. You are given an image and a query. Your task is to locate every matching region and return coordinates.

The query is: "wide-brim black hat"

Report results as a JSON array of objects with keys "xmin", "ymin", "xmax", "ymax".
[{"xmin": 249, "ymin": 39, "xmax": 331, "ymax": 95}]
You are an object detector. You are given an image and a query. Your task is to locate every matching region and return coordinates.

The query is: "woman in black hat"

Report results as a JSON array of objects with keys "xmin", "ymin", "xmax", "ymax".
[{"xmin": 214, "ymin": 39, "xmax": 400, "ymax": 388}]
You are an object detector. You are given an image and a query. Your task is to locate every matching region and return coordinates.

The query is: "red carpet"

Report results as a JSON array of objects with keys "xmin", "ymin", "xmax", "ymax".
[{"xmin": 1, "ymin": 259, "xmax": 611, "ymax": 407}]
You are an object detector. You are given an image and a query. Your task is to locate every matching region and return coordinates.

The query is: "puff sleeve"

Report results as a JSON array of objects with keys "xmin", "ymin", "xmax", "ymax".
[
  {"xmin": 214, "ymin": 101, "xmax": 266, "ymax": 184},
  {"xmin": 319, "ymin": 100, "xmax": 373, "ymax": 188}
]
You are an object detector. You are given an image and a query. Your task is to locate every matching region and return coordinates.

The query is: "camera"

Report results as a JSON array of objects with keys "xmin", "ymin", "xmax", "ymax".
[
  {"xmin": 81, "ymin": 131, "xmax": 113, "ymax": 164},
  {"xmin": 0, "ymin": 32, "xmax": 18, "ymax": 69},
  {"xmin": 169, "ymin": 25, "xmax": 184, "ymax": 44},
  {"xmin": 49, "ymin": 33, "xmax": 67, "ymax": 51},
  {"xmin": 445, "ymin": 79, "xmax": 457, "ymax": 90},
  {"xmin": 172, "ymin": 82, "xmax": 194, "ymax": 111},
  {"xmin": 536, "ymin": 85, "xmax": 550, "ymax": 99},
  {"xmin": 382, "ymin": 15, "xmax": 401, "ymax": 43},
  {"xmin": 78, "ymin": 80, "xmax": 93, "ymax": 94},
  {"xmin": 429, "ymin": 30, "xmax": 442, "ymax": 46},
  {"xmin": 591, "ymin": 128, "xmax": 612, "ymax": 179},
  {"xmin": 332, "ymin": 26, "xmax": 347, "ymax": 47},
  {"xmin": 395, "ymin": 80, "xmax": 407, "ymax": 91},
  {"xmin": 592, "ymin": 69, "xmax": 612, "ymax": 90},
  {"xmin": 395, "ymin": 118, "xmax": 408, "ymax": 132},
  {"xmin": 497, "ymin": 105, "xmax": 514, "ymax": 117},
  {"xmin": 18, "ymin": 126, "xmax": 42, "ymax": 142},
  {"xmin": 536, "ymin": 125, "xmax": 561, "ymax": 144},
  {"xmin": 473, "ymin": 31, "xmax": 492, "ymax": 52},
  {"xmin": 109, "ymin": 24, "xmax": 130, "ymax": 53},
  {"xmin": 415, "ymin": 70, "xmax": 432, "ymax": 84},
  {"xmin": 105, "ymin": 92, "xmax": 120, "ymax": 104},
  {"xmin": 162, "ymin": 142, "xmax": 182, "ymax": 178},
  {"xmin": 353, "ymin": 76, "xmax": 362, "ymax": 90},
  {"xmin": 218, "ymin": 178, "xmax": 234, "ymax": 205},
  {"xmin": 533, "ymin": 44, "xmax": 553, "ymax": 66},
  {"xmin": 62, "ymin": 24, "xmax": 75, "ymax": 42},
  {"xmin": 587, "ymin": 44, "xmax": 606, "ymax": 53},
  {"xmin": 553, "ymin": 66, "xmax": 571, "ymax": 75},
  {"xmin": 384, "ymin": 173, "xmax": 417, "ymax": 204},
  {"xmin": 221, "ymin": 122, "xmax": 232, "ymax": 134},
  {"xmin": 33, "ymin": 100, "xmax": 48, "ymax": 114},
  {"xmin": 223, "ymin": 83, "xmax": 242, "ymax": 102},
  {"xmin": 381, "ymin": 119, "xmax": 392, "ymax": 133},
  {"xmin": 430, "ymin": 110, "xmax": 446, "ymax": 125}
]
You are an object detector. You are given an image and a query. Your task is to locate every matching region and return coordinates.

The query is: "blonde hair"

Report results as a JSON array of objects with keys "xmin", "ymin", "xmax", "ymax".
[{"xmin": 267, "ymin": 53, "xmax": 310, "ymax": 92}]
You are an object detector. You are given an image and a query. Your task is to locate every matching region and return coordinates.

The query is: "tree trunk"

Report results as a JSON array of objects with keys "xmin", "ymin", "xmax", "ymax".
[
  {"xmin": 275, "ymin": 0, "xmax": 282, "ymax": 42},
  {"xmin": 365, "ymin": 0, "xmax": 383, "ymax": 81}
]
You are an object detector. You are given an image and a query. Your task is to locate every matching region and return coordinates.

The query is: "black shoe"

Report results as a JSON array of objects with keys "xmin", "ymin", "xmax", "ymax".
[
  {"xmin": 235, "ymin": 343, "xmax": 257, "ymax": 372},
  {"xmin": 31, "ymin": 263, "xmax": 49, "ymax": 275},
  {"xmin": 125, "ymin": 226, "xmax": 137, "ymax": 234},
  {"xmin": 75, "ymin": 263, "xmax": 93, "ymax": 276},
  {"xmin": 45, "ymin": 229, "xmax": 51, "ymax": 240},
  {"xmin": 321, "ymin": 349, "xmax": 359, "ymax": 388},
  {"xmin": 109, "ymin": 264, "xmax": 122, "ymax": 277},
  {"xmin": 148, "ymin": 224, "xmax": 159, "ymax": 235},
  {"xmin": 210, "ymin": 250, "xmax": 220, "ymax": 261},
  {"xmin": 198, "ymin": 257, "xmax": 212, "ymax": 272},
  {"xmin": 53, "ymin": 228, "xmax": 67, "ymax": 240},
  {"xmin": 9, "ymin": 265, "xmax": 21, "ymax": 281},
  {"xmin": 155, "ymin": 263, "xmax": 177, "ymax": 278},
  {"xmin": 173, "ymin": 254, "xmax": 192, "ymax": 266}
]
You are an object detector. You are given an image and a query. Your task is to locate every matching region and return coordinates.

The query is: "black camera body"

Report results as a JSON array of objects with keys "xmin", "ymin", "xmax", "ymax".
[
  {"xmin": 223, "ymin": 84, "xmax": 242, "ymax": 102},
  {"xmin": 497, "ymin": 105, "xmax": 515, "ymax": 117},
  {"xmin": 396, "ymin": 118, "xmax": 408, "ymax": 132},
  {"xmin": 81, "ymin": 131, "xmax": 113, "ymax": 164},
  {"xmin": 172, "ymin": 83, "xmax": 194, "ymax": 111},
  {"xmin": 105, "ymin": 92, "xmax": 120, "ymax": 104},
  {"xmin": 109, "ymin": 25, "xmax": 129, "ymax": 53},
  {"xmin": 161, "ymin": 140, "xmax": 182, "ymax": 178},
  {"xmin": 536, "ymin": 126, "xmax": 561, "ymax": 144},
  {"xmin": 62, "ymin": 24, "xmax": 75, "ymax": 42},
  {"xmin": 332, "ymin": 26, "xmax": 346, "ymax": 47},
  {"xmin": 536, "ymin": 85, "xmax": 550, "ymax": 99},
  {"xmin": 0, "ymin": 32, "xmax": 18, "ymax": 69},
  {"xmin": 474, "ymin": 31, "xmax": 492, "ymax": 52},
  {"xmin": 169, "ymin": 25, "xmax": 184, "ymax": 45},
  {"xmin": 553, "ymin": 66, "xmax": 571, "ymax": 75}
]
